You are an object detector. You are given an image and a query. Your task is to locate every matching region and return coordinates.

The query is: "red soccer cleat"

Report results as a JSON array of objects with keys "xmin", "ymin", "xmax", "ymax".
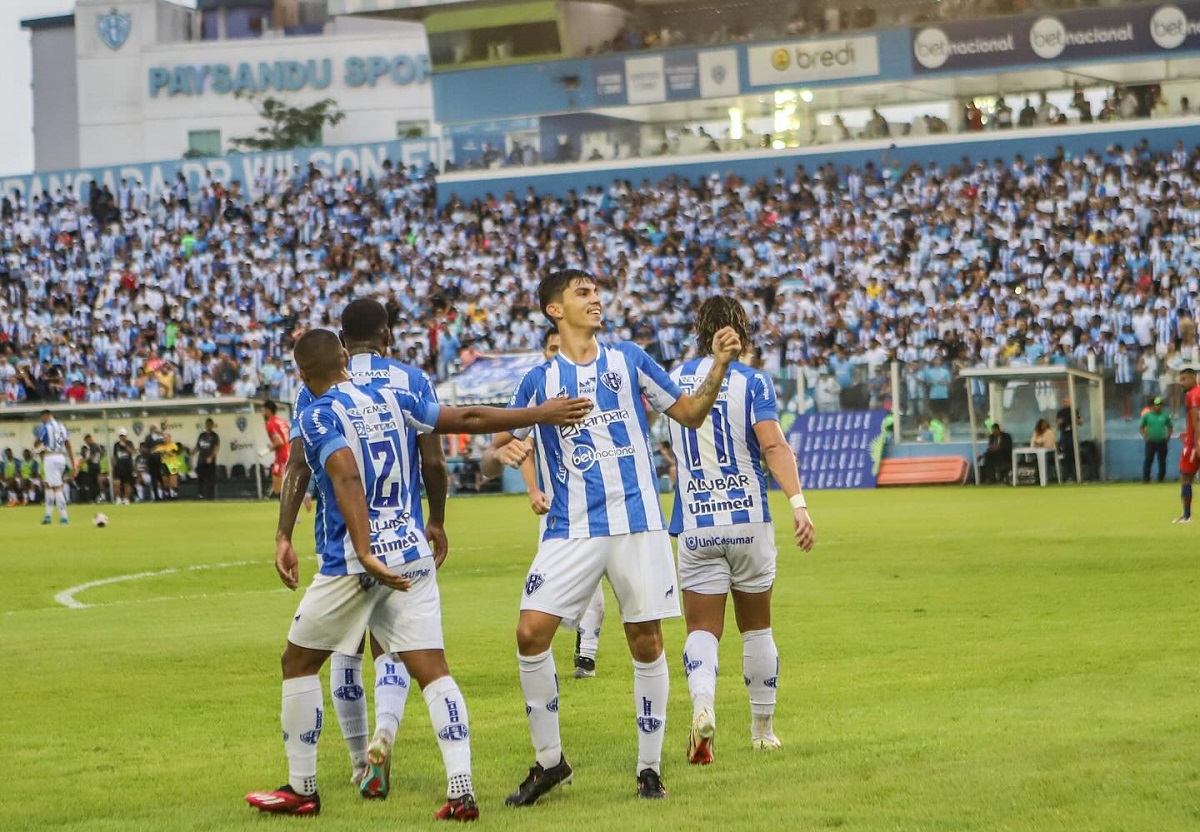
[
  {"xmin": 687, "ymin": 709, "xmax": 715, "ymax": 765},
  {"xmin": 435, "ymin": 794, "xmax": 480, "ymax": 821},
  {"xmin": 245, "ymin": 785, "xmax": 321, "ymax": 815}
]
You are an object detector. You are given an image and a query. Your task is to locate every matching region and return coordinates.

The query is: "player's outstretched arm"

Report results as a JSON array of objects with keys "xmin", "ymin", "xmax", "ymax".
[
  {"xmin": 666, "ymin": 326, "xmax": 742, "ymax": 428},
  {"xmin": 754, "ymin": 419, "xmax": 815, "ymax": 552},
  {"xmin": 417, "ymin": 434, "xmax": 450, "ymax": 567},
  {"xmin": 324, "ymin": 447, "xmax": 412, "ymax": 592},
  {"xmin": 274, "ymin": 438, "xmax": 310, "ymax": 590},
  {"xmin": 435, "ymin": 397, "xmax": 592, "ymax": 436}
]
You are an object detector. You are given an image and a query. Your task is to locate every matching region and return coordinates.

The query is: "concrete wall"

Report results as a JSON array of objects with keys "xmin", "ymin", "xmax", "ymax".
[{"xmin": 30, "ymin": 25, "xmax": 80, "ymax": 172}]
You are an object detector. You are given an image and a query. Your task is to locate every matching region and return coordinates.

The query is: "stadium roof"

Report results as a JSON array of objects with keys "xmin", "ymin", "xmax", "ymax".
[{"xmin": 20, "ymin": 14, "xmax": 75, "ymax": 31}]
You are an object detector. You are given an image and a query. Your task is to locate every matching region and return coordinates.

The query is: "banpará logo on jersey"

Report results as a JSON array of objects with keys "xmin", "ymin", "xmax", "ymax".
[
  {"xmin": 525, "ymin": 573, "xmax": 545, "ymax": 596},
  {"xmin": 560, "ymin": 408, "xmax": 629, "ymax": 439},
  {"xmin": 97, "ymin": 9, "xmax": 132, "ymax": 51},
  {"xmin": 333, "ymin": 684, "xmax": 364, "ymax": 702},
  {"xmin": 570, "ymin": 444, "xmax": 635, "ymax": 470},
  {"xmin": 354, "ymin": 418, "xmax": 399, "ymax": 437},
  {"xmin": 601, "ymin": 371, "xmax": 624, "ymax": 393}
]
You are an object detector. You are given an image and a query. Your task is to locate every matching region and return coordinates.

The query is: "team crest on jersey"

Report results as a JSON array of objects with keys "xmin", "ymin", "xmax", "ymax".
[
  {"xmin": 236, "ymin": 416, "xmax": 248, "ymax": 433},
  {"xmin": 525, "ymin": 573, "xmax": 545, "ymax": 596},
  {"xmin": 601, "ymin": 371, "xmax": 623, "ymax": 393},
  {"xmin": 132, "ymin": 421, "xmax": 144, "ymax": 437},
  {"xmin": 97, "ymin": 9, "xmax": 132, "ymax": 51}
]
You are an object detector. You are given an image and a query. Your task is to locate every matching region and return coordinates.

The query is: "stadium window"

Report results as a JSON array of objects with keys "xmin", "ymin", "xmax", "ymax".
[
  {"xmin": 187, "ymin": 129, "xmax": 221, "ymax": 158},
  {"xmin": 397, "ymin": 121, "xmax": 428, "ymax": 139}
]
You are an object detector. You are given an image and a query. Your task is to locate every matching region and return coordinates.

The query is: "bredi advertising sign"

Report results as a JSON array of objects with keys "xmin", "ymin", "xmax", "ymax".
[{"xmin": 912, "ymin": 2, "xmax": 1200, "ymax": 73}]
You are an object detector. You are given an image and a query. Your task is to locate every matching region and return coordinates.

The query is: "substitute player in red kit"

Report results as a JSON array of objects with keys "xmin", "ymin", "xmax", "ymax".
[
  {"xmin": 264, "ymin": 401, "xmax": 289, "ymax": 499},
  {"xmin": 1174, "ymin": 368, "xmax": 1200, "ymax": 524}
]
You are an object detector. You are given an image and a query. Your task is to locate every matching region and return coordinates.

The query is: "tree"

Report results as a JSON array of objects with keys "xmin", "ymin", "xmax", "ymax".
[{"xmin": 229, "ymin": 93, "xmax": 345, "ymax": 152}]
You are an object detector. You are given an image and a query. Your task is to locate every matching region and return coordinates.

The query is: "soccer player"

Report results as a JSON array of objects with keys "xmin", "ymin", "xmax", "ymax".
[
  {"xmin": 33, "ymin": 409, "xmax": 75, "ymax": 525},
  {"xmin": 274, "ymin": 299, "xmax": 452, "ymax": 798},
  {"xmin": 111, "ymin": 429, "xmax": 136, "ymax": 505},
  {"xmin": 482, "ymin": 269, "xmax": 741, "ymax": 803},
  {"xmin": 667, "ymin": 297, "xmax": 815, "ymax": 764},
  {"xmin": 1174, "ymin": 367, "xmax": 1200, "ymax": 524},
  {"xmin": 496, "ymin": 327, "xmax": 608, "ymax": 679},
  {"xmin": 247, "ymin": 329, "xmax": 590, "ymax": 819},
  {"xmin": 263, "ymin": 401, "xmax": 289, "ymax": 498}
]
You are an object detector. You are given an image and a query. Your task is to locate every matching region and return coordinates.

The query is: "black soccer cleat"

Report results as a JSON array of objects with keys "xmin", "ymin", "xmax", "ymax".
[
  {"xmin": 636, "ymin": 768, "xmax": 668, "ymax": 800},
  {"xmin": 505, "ymin": 757, "xmax": 573, "ymax": 806},
  {"xmin": 573, "ymin": 655, "xmax": 596, "ymax": 679}
]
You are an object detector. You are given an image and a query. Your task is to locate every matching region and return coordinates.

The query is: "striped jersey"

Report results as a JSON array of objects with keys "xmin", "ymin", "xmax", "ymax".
[
  {"xmin": 292, "ymin": 353, "xmax": 437, "ymax": 529},
  {"xmin": 298, "ymin": 381, "xmax": 440, "ymax": 576},
  {"xmin": 34, "ymin": 418, "xmax": 70, "ymax": 454},
  {"xmin": 510, "ymin": 341, "xmax": 682, "ymax": 541},
  {"xmin": 667, "ymin": 358, "xmax": 778, "ymax": 535}
]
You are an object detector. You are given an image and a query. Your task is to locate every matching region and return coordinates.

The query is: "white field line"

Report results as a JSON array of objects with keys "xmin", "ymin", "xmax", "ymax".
[{"xmin": 52, "ymin": 560, "xmax": 261, "ymax": 609}]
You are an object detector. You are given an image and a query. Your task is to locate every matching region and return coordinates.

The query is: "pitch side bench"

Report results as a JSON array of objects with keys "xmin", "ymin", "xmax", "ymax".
[{"xmin": 876, "ymin": 457, "xmax": 970, "ymax": 487}]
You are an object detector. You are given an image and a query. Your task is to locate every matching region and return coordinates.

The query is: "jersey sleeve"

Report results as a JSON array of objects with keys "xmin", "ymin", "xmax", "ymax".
[
  {"xmin": 623, "ymin": 343, "xmax": 682, "ymax": 414},
  {"xmin": 290, "ymin": 385, "xmax": 314, "ymax": 440},
  {"xmin": 749, "ymin": 372, "xmax": 780, "ymax": 425},
  {"xmin": 394, "ymin": 389, "xmax": 440, "ymax": 435},
  {"xmin": 417, "ymin": 371, "xmax": 439, "ymax": 403},
  {"xmin": 507, "ymin": 367, "xmax": 543, "ymax": 441},
  {"xmin": 299, "ymin": 403, "xmax": 349, "ymax": 467}
]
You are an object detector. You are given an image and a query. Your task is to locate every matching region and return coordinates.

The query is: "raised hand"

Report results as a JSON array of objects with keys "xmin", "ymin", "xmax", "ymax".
[
  {"xmin": 536, "ymin": 396, "xmax": 593, "ymax": 426},
  {"xmin": 711, "ymin": 326, "xmax": 742, "ymax": 363}
]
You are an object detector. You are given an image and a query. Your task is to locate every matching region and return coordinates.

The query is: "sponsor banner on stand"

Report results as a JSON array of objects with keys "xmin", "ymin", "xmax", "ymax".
[{"xmin": 785, "ymin": 410, "xmax": 888, "ymax": 490}]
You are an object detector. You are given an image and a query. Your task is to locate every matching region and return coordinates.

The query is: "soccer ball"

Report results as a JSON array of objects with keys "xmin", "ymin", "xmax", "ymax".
[{"xmin": 93, "ymin": 513, "xmax": 109, "ymax": 528}]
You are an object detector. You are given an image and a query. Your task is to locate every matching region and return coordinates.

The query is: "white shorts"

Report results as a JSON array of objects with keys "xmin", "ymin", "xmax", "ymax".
[
  {"xmin": 43, "ymin": 454, "xmax": 67, "ymax": 489},
  {"xmin": 288, "ymin": 558, "xmax": 443, "ymax": 655},
  {"xmin": 522, "ymin": 530, "xmax": 680, "ymax": 628},
  {"xmin": 677, "ymin": 522, "xmax": 777, "ymax": 595}
]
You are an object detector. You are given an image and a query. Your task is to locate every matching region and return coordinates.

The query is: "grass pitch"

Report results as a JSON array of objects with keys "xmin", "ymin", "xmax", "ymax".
[{"xmin": 2, "ymin": 485, "xmax": 1198, "ymax": 832}]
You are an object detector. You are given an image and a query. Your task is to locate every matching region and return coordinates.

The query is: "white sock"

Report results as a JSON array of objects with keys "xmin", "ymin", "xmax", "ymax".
[
  {"xmin": 374, "ymin": 655, "xmax": 411, "ymax": 742},
  {"xmin": 329, "ymin": 653, "xmax": 368, "ymax": 768},
  {"xmin": 743, "ymin": 628, "xmax": 779, "ymax": 730},
  {"xmin": 281, "ymin": 676, "xmax": 323, "ymax": 796},
  {"xmin": 43, "ymin": 491, "xmax": 53, "ymax": 517},
  {"xmin": 683, "ymin": 630, "xmax": 719, "ymax": 716},
  {"xmin": 423, "ymin": 675, "xmax": 474, "ymax": 798},
  {"xmin": 577, "ymin": 587, "xmax": 605, "ymax": 660},
  {"xmin": 56, "ymin": 490, "xmax": 68, "ymax": 520},
  {"xmin": 518, "ymin": 649, "xmax": 562, "ymax": 768},
  {"xmin": 633, "ymin": 654, "xmax": 668, "ymax": 774}
]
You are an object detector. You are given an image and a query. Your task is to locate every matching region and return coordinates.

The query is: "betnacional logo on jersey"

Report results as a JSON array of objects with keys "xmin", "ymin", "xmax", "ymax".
[
  {"xmin": 570, "ymin": 444, "xmax": 635, "ymax": 471},
  {"xmin": 97, "ymin": 9, "xmax": 132, "ymax": 51},
  {"xmin": 525, "ymin": 573, "xmax": 545, "ymax": 596},
  {"xmin": 601, "ymin": 371, "xmax": 624, "ymax": 393}
]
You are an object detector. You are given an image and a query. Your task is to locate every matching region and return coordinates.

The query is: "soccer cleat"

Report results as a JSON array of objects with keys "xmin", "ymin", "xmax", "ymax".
[
  {"xmin": 41, "ymin": 516, "xmax": 51, "ymax": 525},
  {"xmin": 60, "ymin": 518, "xmax": 68, "ymax": 525},
  {"xmin": 505, "ymin": 756, "xmax": 573, "ymax": 806},
  {"xmin": 359, "ymin": 734, "xmax": 393, "ymax": 799},
  {"xmin": 636, "ymin": 768, "xmax": 668, "ymax": 799},
  {"xmin": 435, "ymin": 794, "xmax": 480, "ymax": 821},
  {"xmin": 1173, "ymin": 515, "xmax": 1193, "ymax": 524},
  {"xmin": 573, "ymin": 655, "xmax": 596, "ymax": 679},
  {"xmin": 350, "ymin": 763, "xmax": 370, "ymax": 787},
  {"xmin": 245, "ymin": 785, "xmax": 321, "ymax": 815},
  {"xmin": 752, "ymin": 735, "xmax": 783, "ymax": 751},
  {"xmin": 687, "ymin": 708, "xmax": 715, "ymax": 765}
]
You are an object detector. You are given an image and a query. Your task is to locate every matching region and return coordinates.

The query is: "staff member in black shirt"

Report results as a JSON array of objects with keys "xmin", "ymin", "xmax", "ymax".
[
  {"xmin": 112, "ymin": 428, "xmax": 136, "ymax": 505},
  {"xmin": 194, "ymin": 418, "xmax": 220, "ymax": 500},
  {"xmin": 79, "ymin": 434, "xmax": 104, "ymax": 503}
]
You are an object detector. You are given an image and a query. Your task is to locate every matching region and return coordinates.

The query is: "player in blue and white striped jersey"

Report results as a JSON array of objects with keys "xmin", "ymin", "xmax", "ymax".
[
  {"xmin": 667, "ymin": 297, "xmax": 815, "ymax": 766},
  {"xmin": 248, "ymin": 329, "xmax": 590, "ymax": 820},
  {"xmin": 33, "ymin": 409, "xmax": 75, "ymax": 525},
  {"xmin": 274, "ymin": 299, "xmax": 451, "ymax": 797},
  {"xmin": 482, "ymin": 269, "xmax": 743, "ymax": 803}
]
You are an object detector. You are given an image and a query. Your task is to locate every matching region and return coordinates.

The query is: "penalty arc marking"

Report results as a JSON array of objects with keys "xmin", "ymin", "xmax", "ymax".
[{"xmin": 53, "ymin": 560, "xmax": 261, "ymax": 609}]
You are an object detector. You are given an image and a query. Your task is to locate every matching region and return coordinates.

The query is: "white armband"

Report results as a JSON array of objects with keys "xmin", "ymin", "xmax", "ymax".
[{"xmin": 789, "ymin": 494, "xmax": 807, "ymax": 510}]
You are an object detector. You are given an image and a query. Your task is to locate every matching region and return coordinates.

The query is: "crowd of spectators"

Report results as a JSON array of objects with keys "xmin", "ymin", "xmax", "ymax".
[{"xmin": 3, "ymin": 138, "xmax": 1200, "ymax": 447}]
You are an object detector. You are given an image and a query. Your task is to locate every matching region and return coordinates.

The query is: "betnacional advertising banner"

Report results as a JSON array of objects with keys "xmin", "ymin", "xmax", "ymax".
[{"xmin": 912, "ymin": 2, "xmax": 1200, "ymax": 73}]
